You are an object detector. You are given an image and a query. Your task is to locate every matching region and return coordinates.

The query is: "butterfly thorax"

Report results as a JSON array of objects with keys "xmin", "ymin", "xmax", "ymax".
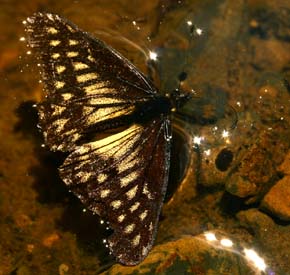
[{"xmin": 133, "ymin": 96, "xmax": 172, "ymax": 124}]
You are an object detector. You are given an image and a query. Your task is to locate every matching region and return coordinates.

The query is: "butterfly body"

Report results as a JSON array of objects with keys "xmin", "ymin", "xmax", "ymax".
[{"xmin": 24, "ymin": 12, "xmax": 190, "ymax": 265}]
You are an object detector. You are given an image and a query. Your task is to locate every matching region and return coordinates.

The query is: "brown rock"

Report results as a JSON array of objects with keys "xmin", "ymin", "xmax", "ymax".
[
  {"xmin": 42, "ymin": 233, "xmax": 60, "ymax": 247},
  {"xmin": 261, "ymin": 176, "xmax": 290, "ymax": 221},
  {"xmin": 278, "ymin": 151, "xmax": 290, "ymax": 175}
]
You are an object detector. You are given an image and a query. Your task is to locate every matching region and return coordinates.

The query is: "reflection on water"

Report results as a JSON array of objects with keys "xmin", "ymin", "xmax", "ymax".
[{"xmin": 0, "ymin": 0, "xmax": 289, "ymax": 274}]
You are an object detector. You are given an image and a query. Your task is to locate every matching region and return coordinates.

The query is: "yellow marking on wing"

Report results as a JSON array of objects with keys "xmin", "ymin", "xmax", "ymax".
[
  {"xmin": 100, "ymin": 189, "xmax": 110, "ymax": 198},
  {"xmin": 120, "ymin": 171, "xmax": 138, "ymax": 188},
  {"xmin": 68, "ymin": 125, "xmax": 141, "ymax": 170},
  {"xmin": 56, "ymin": 65, "xmax": 66, "ymax": 74},
  {"xmin": 73, "ymin": 62, "xmax": 89, "ymax": 70},
  {"xmin": 126, "ymin": 185, "xmax": 138, "ymax": 200},
  {"xmin": 50, "ymin": 40, "xmax": 61, "ymax": 46},
  {"xmin": 139, "ymin": 210, "xmax": 148, "ymax": 221},
  {"xmin": 69, "ymin": 39, "xmax": 78, "ymax": 45},
  {"xmin": 88, "ymin": 97, "xmax": 125, "ymax": 105},
  {"xmin": 111, "ymin": 200, "xmax": 122, "ymax": 209},
  {"xmin": 118, "ymin": 155, "xmax": 139, "ymax": 173},
  {"xmin": 66, "ymin": 25, "xmax": 75, "ymax": 32},
  {"xmin": 75, "ymin": 171, "xmax": 91, "ymax": 183},
  {"xmin": 130, "ymin": 202, "xmax": 140, "ymax": 212},
  {"xmin": 66, "ymin": 51, "xmax": 78, "ymax": 57},
  {"xmin": 88, "ymin": 55, "xmax": 95, "ymax": 62},
  {"xmin": 91, "ymin": 124, "xmax": 141, "ymax": 158},
  {"xmin": 143, "ymin": 183, "xmax": 153, "ymax": 199},
  {"xmin": 84, "ymin": 82, "xmax": 116, "ymax": 96},
  {"xmin": 52, "ymin": 105, "xmax": 66, "ymax": 115},
  {"xmin": 97, "ymin": 173, "xmax": 108, "ymax": 183},
  {"xmin": 62, "ymin": 93, "xmax": 72, "ymax": 100},
  {"xmin": 77, "ymin": 73, "xmax": 98, "ymax": 83},
  {"xmin": 118, "ymin": 214, "xmax": 125, "ymax": 223},
  {"xmin": 47, "ymin": 27, "xmax": 58, "ymax": 34},
  {"xmin": 53, "ymin": 118, "xmax": 68, "ymax": 132},
  {"xmin": 149, "ymin": 222, "xmax": 153, "ymax": 231},
  {"xmin": 52, "ymin": 53, "xmax": 60, "ymax": 59},
  {"xmin": 84, "ymin": 105, "xmax": 135, "ymax": 126},
  {"xmin": 124, "ymin": 223, "xmax": 135, "ymax": 234},
  {"xmin": 55, "ymin": 81, "xmax": 65, "ymax": 89}
]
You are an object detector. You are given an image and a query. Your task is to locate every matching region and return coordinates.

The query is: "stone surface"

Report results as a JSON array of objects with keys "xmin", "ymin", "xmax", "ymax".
[
  {"xmin": 100, "ymin": 235, "xmax": 257, "ymax": 275},
  {"xmin": 237, "ymin": 209, "xmax": 290, "ymax": 273},
  {"xmin": 261, "ymin": 151, "xmax": 290, "ymax": 221}
]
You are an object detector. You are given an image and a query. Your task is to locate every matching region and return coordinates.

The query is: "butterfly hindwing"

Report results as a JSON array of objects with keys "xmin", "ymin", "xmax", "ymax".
[
  {"xmin": 59, "ymin": 119, "xmax": 171, "ymax": 265},
  {"xmin": 24, "ymin": 12, "xmax": 157, "ymax": 152}
]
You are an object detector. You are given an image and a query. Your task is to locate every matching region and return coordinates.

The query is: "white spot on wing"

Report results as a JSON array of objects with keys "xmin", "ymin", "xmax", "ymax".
[
  {"xmin": 142, "ymin": 246, "xmax": 149, "ymax": 256},
  {"xmin": 46, "ymin": 13, "xmax": 54, "ymax": 21},
  {"xmin": 132, "ymin": 234, "xmax": 141, "ymax": 246}
]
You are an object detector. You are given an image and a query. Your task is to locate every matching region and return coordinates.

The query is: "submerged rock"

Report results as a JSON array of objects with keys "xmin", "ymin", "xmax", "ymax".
[
  {"xmin": 261, "ymin": 151, "xmax": 290, "ymax": 221},
  {"xmin": 100, "ymin": 234, "xmax": 258, "ymax": 275}
]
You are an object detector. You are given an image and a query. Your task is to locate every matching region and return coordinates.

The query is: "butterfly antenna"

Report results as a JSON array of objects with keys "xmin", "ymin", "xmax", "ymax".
[
  {"xmin": 176, "ymin": 22, "xmax": 204, "ymax": 93},
  {"xmin": 228, "ymin": 104, "xmax": 238, "ymax": 130}
]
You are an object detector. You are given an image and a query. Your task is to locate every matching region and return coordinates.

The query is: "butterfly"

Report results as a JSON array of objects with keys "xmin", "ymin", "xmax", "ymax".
[{"xmin": 23, "ymin": 12, "xmax": 190, "ymax": 265}]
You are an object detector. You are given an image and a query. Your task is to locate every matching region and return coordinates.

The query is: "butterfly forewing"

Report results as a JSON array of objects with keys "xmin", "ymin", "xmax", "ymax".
[
  {"xmin": 24, "ymin": 12, "xmax": 157, "ymax": 152},
  {"xmin": 24, "ymin": 12, "xmax": 173, "ymax": 265}
]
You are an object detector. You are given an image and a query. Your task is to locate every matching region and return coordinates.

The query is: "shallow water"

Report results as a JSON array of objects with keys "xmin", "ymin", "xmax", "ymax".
[{"xmin": 1, "ymin": 0, "xmax": 290, "ymax": 274}]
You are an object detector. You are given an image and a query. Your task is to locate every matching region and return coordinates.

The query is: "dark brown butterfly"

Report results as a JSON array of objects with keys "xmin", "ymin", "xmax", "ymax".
[{"xmin": 24, "ymin": 12, "xmax": 190, "ymax": 265}]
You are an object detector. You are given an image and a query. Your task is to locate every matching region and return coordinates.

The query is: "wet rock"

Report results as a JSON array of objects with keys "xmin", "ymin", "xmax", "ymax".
[
  {"xmin": 101, "ymin": 235, "xmax": 257, "ymax": 275},
  {"xmin": 225, "ymin": 126, "xmax": 289, "ymax": 204},
  {"xmin": 42, "ymin": 232, "xmax": 60, "ymax": 248},
  {"xmin": 237, "ymin": 209, "xmax": 290, "ymax": 273},
  {"xmin": 278, "ymin": 150, "xmax": 290, "ymax": 175},
  {"xmin": 261, "ymin": 151, "xmax": 290, "ymax": 221},
  {"xmin": 226, "ymin": 136, "xmax": 276, "ymax": 201},
  {"xmin": 58, "ymin": 263, "xmax": 69, "ymax": 275}
]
